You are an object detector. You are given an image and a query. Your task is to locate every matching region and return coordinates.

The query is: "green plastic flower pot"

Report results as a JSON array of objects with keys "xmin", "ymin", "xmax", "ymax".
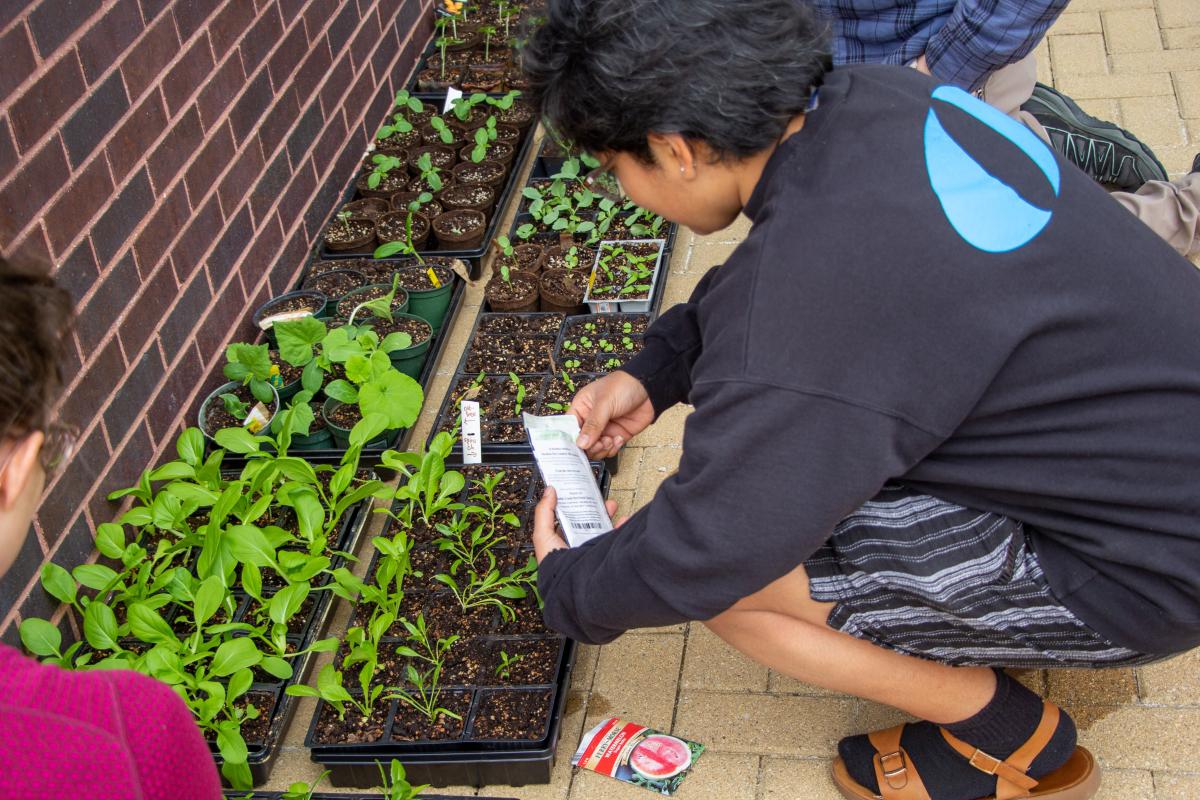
[
  {"xmin": 383, "ymin": 313, "xmax": 434, "ymax": 378},
  {"xmin": 396, "ymin": 266, "xmax": 454, "ymax": 333},
  {"xmin": 321, "ymin": 398, "xmax": 398, "ymax": 450}
]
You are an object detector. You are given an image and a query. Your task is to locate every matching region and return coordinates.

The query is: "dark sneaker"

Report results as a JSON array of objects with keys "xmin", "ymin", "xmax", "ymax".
[
  {"xmin": 1192, "ymin": 153, "xmax": 1200, "ymax": 174},
  {"xmin": 1022, "ymin": 82, "xmax": 1168, "ymax": 191}
]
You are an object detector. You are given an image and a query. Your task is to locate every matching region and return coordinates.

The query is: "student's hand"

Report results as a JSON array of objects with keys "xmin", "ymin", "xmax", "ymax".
[
  {"xmin": 532, "ymin": 487, "xmax": 627, "ymax": 563},
  {"xmin": 568, "ymin": 370, "xmax": 656, "ymax": 459},
  {"xmin": 911, "ymin": 54, "xmax": 932, "ymax": 75}
]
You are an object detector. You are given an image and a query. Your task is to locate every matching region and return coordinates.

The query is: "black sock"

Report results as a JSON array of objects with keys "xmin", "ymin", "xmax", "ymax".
[{"xmin": 838, "ymin": 670, "xmax": 1077, "ymax": 800}]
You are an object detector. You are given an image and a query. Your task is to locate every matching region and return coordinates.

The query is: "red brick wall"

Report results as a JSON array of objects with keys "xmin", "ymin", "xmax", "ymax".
[{"xmin": 0, "ymin": 0, "xmax": 434, "ymax": 643}]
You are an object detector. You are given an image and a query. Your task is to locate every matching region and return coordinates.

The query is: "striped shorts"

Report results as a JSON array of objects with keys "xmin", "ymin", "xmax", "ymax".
[{"xmin": 804, "ymin": 485, "xmax": 1159, "ymax": 669}]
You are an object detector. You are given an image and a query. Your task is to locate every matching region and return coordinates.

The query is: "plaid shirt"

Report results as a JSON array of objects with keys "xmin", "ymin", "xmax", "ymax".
[{"xmin": 812, "ymin": 0, "xmax": 1069, "ymax": 91}]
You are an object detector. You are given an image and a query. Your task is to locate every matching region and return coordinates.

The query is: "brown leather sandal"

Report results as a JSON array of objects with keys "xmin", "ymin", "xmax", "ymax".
[{"xmin": 831, "ymin": 701, "xmax": 1101, "ymax": 800}]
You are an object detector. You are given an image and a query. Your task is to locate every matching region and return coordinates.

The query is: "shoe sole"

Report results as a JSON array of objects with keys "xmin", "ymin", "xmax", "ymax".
[{"xmin": 1025, "ymin": 84, "xmax": 1167, "ymax": 182}]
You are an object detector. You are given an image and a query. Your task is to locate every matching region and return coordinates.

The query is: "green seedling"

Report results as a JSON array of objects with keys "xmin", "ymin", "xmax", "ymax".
[
  {"xmin": 495, "ymin": 649, "xmax": 524, "ymax": 680},
  {"xmin": 508, "ymin": 372, "xmax": 527, "ymax": 416},
  {"xmin": 223, "ymin": 342, "xmax": 276, "ymax": 405},
  {"xmin": 367, "ymin": 154, "xmax": 403, "ymax": 190},
  {"xmin": 376, "ymin": 759, "xmax": 430, "ymax": 800}
]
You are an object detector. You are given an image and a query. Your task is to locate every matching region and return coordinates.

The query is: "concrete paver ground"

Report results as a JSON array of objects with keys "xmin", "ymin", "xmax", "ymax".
[{"xmin": 263, "ymin": 6, "xmax": 1200, "ymax": 795}]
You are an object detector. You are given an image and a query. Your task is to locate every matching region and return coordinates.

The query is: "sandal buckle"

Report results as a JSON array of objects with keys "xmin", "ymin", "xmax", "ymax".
[
  {"xmin": 877, "ymin": 751, "xmax": 908, "ymax": 789},
  {"xmin": 968, "ymin": 748, "xmax": 1003, "ymax": 775}
]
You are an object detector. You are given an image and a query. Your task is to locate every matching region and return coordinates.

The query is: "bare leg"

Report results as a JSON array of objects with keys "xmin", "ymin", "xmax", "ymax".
[{"xmin": 703, "ymin": 560, "xmax": 996, "ymax": 724}]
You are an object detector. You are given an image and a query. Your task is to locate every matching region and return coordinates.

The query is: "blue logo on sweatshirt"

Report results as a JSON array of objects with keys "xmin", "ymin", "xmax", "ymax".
[{"xmin": 924, "ymin": 86, "xmax": 1060, "ymax": 253}]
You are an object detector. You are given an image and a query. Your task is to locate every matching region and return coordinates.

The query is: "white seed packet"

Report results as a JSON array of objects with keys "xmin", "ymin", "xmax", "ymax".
[{"xmin": 522, "ymin": 413, "xmax": 613, "ymax": 547}]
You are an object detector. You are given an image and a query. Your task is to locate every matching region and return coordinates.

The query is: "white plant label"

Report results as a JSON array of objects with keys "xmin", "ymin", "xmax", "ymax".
[
  {"xmin": 443, "ymin": 87, "xmax": 463, "ymax": 113},
  {"xmin": 258, "ymin": 309, "xmax": 313, "ymax": 330},
  {"xmin": 523, "ymin": 413, "xmax": 613, "ymax": 547},
  {"xmin": 461, "ymin": 400, "xmax": 483, "ymax": 465}
]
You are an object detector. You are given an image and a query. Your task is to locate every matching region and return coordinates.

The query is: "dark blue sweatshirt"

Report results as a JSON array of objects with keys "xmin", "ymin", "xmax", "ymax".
[{"xmin": 537, "ymin": 65, "xmax": 1200, "ymax": 655}]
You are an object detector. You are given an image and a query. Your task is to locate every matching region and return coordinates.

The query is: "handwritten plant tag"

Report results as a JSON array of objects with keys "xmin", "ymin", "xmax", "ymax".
[
  {"xmin": 573, "ymin": 717, "xmax": 704, "ymax": 795},
  {"xmin": 461, "ymin": 400, "xmax": 482, "ymax": 464}
]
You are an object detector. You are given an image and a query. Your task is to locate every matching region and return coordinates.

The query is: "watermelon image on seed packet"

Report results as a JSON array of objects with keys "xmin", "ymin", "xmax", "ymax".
[{"xmin": 572, "ymin": 717, "xmax": 704, "ymax": 795}]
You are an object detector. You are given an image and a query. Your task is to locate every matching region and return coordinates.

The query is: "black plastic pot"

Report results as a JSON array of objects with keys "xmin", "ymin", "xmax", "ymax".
[
  {"xmin": 252, "ymin": 290, "xmax": 329, "ymax": 348},
  {"xmin": 198, "ymin": 381, "xmax": 280, "ymax": 448},
  {"xmin": 321, "ymin": 398, "xmax": 403, "ymax": 451}
]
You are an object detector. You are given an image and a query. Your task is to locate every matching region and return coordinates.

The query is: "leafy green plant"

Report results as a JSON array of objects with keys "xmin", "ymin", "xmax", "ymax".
[
  {"xmin": 376, "ymin": 759, "xmax": 430, "ymax": 800},
  {"xmin": 508, "ymin": 372, "xmax": 527, "ymax": 415},
  {"xmin": 367, "ymin": 154, "xmax": 403, "ymax": 190},
  {"xmin": 377, "ymin": 431, "xmax": 464, "ymax": 527},
  {"xmin": 433, "ymin": 551, "xmax": 534, "ymax": 621},
  {"xmin": 223, "ymin": 342, "xmax": 277, "ymax": 404},
  {"xmin": 375, "ymin": 196, "xmax": 431, "ymax": 264},
  {"xmin": 480, "ymin": 24, "xmax": 497, "ymax": 60},
  {"xmin": 391, "ymin": 614, "xmax": 461, "ymax": 724},
  {"xmin": 470, "ymin": 117, "xmax": 499, "ymax": 163},
  {"xmin": 495, "ymin": 649, "xmax": 524, "ymax": 680}
]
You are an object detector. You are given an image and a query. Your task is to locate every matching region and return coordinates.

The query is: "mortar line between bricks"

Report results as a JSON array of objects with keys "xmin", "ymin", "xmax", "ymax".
[
  {"xmin": 0, "ymin": 0, "xmax": 116, "ymax": 95},
  {"xmin": 42, "ymin": 3, "xmax": 421, "ymax": 417},
  {"xmin": 4, "ymin": 0, "xmax": 331, "ymax": 270}
]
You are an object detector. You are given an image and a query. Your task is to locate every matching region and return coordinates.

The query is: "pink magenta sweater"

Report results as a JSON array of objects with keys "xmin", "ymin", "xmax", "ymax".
[{"xmin": 0, "ymin": 643, "xmax": 222, "ymax": 799}]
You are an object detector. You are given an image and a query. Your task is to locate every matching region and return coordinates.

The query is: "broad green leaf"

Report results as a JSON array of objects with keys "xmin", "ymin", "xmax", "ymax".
[
  {"xmin": 316, "ymin": 664, "xmax": 353, "ymax": 702},
  {"xmin": 40, "ymin": 562, "xmax": 76, "ymax": 606},
  {"xmin": 19, "ymin": 618, "xmax": 61, "ymax": 656},
  {"xmin": 83, "ymin": 601, "xmax": 119, "ymax": 651},
  {"xmin": 359, "ymin": 371, "xmax": 422, "ymax": 430},
  {"xmin": 127, "ymin": 603, "xmax": 178, "ymax": 646},
  {"xmin": 193, "ymin": 575, "xmax": 225, "ymax": 627},
  {"xmin": 240, "ymin": 563, "xmax": 263, "ymax": 601},
  {"xmin": 301, "ymin": 358, "xmax": 324, "ymax": 394},
  {"xmin": 214, "ymin": 427, "xmax": 262, "ymax": 454},
  {"xmin": 148, "ymin": 461, "xmax": 195, "ymax": 481},
  {"xmin": 227, "ymin": 667, "xmax": 254, "ymax": 701},
  {"xmin": 274, "ymin": 316, "xmax": 327, "ymax": 366},
  {"xmin": 95, "ymin": 523, "xmax": 126, "ymax": 559},
  {"xmin": 210, "ymin": 637, "xmax": 262, "ymax": 677},
  {"xmin": 381, "ymin": 332, "xmax": 413, "ymax": 353},
  {"xmin": 269, "ymin": 582, "xmax": 309, "ymax": 626},
  {"xmin": 227, "ymin": 525, "xmax": 276, "ymax": 568},
  {"xmin": 260, "ymin": 656, "xmax": 293, "ymax": 680},
  {"xmin": 216, "ymin": 720, "xmax": 249, "ymax": 765},
  {"xmin": 73, "ymin": 563, "xmax": 118, "ymax": 591},
  {"xmin": 349, "ymin": 412, "xmax": 390, "ymax": 448},
  {"xmin": 177, "ymin": 427, "xmax": 206, "ymax": 466},
  {"xmin": 324, "ymin": 380, "xmax": 359, "ymax": 403}
]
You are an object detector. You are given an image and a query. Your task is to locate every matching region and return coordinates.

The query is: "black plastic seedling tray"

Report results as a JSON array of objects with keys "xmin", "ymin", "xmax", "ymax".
[
  {"xmin": 303, "ymin": 462, "xmax": 610, "ymax": 787},
  {"xmin": 317, "ymin": 111, "xmax": 535, "ymax": 266}
]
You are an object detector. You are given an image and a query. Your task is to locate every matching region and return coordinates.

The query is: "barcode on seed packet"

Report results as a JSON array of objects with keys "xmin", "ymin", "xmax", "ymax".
[{"xmin": 522, "ymin": 413, "xmax": 613, "ymax": 547}]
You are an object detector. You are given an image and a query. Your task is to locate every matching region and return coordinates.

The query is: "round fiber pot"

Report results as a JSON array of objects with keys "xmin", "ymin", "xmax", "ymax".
[
  {"xmin": 419, "ymin": 124, "xmax": 466, "ymax": 150},
  {"xmin": 485, "ymin": 270, "xmax": 539, "ymax": 312},
  {"xmin": 376, "ymin": 129, "xmax": 423, "ymax": 151},
  {"xmin": 302, "ymin": 268, "xmax": 368, "ymax": 316},
  {"xmin": 458, "ymin": 141, "xmax": 515, "ymax": 168},
  {"xmin": 395, "ymin": 266, "xmax": 455, "ymax": 332},
  {"xmin": 432, "ymin": 209, "xmax": 486, "ymax": 251},
  {"xmin": 321, "ymin": 398, "xmax": 398, "ymax": 450},
  {"xmin": 438, "ymin": 182, "xmax": 495, "ymax": 214},
  {"xmin": 416, "ymin": 67, "xmax": 461, "ymax": 92},
  {"xmin": 539, "ymin": 268, "xmax": 588, "ymax": 315},
  {"xmin": 253, "ymin": 290, "xmax": 328, "ymax": 348},
  {"xmin": 376, "ymin": 313, "xmax": 434, "ymax": 378},
  {"xmin": 407, "ymin": 145, "xmax": 456, "ymax": 171},
  {"xmin": 494, "ymin": 123, "xmax": 522, "ymax": 145},
  {"xmin": 513, "ymin": 243, "xmax": 545, "ymax": 273},
  {"xmin": 323, "ymin": 214, "xmax": 375, "ymax": 253},
  {"xmin": 340, "ymin": 197, "xmax": 390, "ymax": 220},
  {"xmin": 390, "ymin": 191, "xmax": 443, "ymax": 220},
  {"xmin": 375, "ymin": 211, "xmax": 431, "ymax": 251},
  {"xmin": 451, "ymin": 159, "xmax": 506, "ymax": 189},
  {"xmin": 336, "ymin": 283, "xmax": 411, "ymax": 321},
  {"xmin": 198, "ymin": 381, "xmax": 280, "ymax": 447},
  {"xmin": 496, "ymin": 101, "xmax": 535, "ymax": 130},
  {"xmin": 354, "ymin": 168, "xmax": 409, "ymax": 199}
]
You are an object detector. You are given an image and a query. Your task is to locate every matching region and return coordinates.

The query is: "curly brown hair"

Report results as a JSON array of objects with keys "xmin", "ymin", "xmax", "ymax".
[{"xmin": 0, "ymin": 254, "xmax": 73, "ymax": 439}]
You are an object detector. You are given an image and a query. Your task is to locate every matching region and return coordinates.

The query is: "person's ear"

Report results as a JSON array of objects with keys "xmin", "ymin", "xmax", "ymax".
[
  {"xmin": 0, "ymin": 433, "xmax": 43, "ymax": 511},
  {"xmin": 647, "ymin": 132, "xmax": 701, "ymax": 177}
]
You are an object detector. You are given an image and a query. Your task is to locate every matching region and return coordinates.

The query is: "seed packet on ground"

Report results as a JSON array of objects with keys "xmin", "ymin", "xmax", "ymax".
[{"xmin": 572, "ymin": 716, "xmax": 704, "ymax": 795}]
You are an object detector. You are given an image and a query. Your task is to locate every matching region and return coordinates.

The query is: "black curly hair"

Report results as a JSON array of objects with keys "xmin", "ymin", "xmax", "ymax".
[{"xmin": 521, "ymin": 0, "xmax": 831, "ymax": 163}]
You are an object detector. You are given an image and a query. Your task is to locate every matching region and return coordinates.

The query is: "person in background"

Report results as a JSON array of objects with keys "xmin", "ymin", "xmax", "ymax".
[
  {"xmin": 813, "ymin": 0, "xmax": 1200, "ymax": 257},
  {"xmin": 0, "ymin": 254, "xmax": 221, "ymax": 799},
  {"xmin": 524, "ymin": 2, "xmax": 1200, "ymax": 799}
]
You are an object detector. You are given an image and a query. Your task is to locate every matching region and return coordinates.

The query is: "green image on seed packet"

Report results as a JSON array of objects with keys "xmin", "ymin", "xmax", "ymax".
[{"xmin": 627, "ymin": 740, "xmax": 705, "ymax": 795}]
